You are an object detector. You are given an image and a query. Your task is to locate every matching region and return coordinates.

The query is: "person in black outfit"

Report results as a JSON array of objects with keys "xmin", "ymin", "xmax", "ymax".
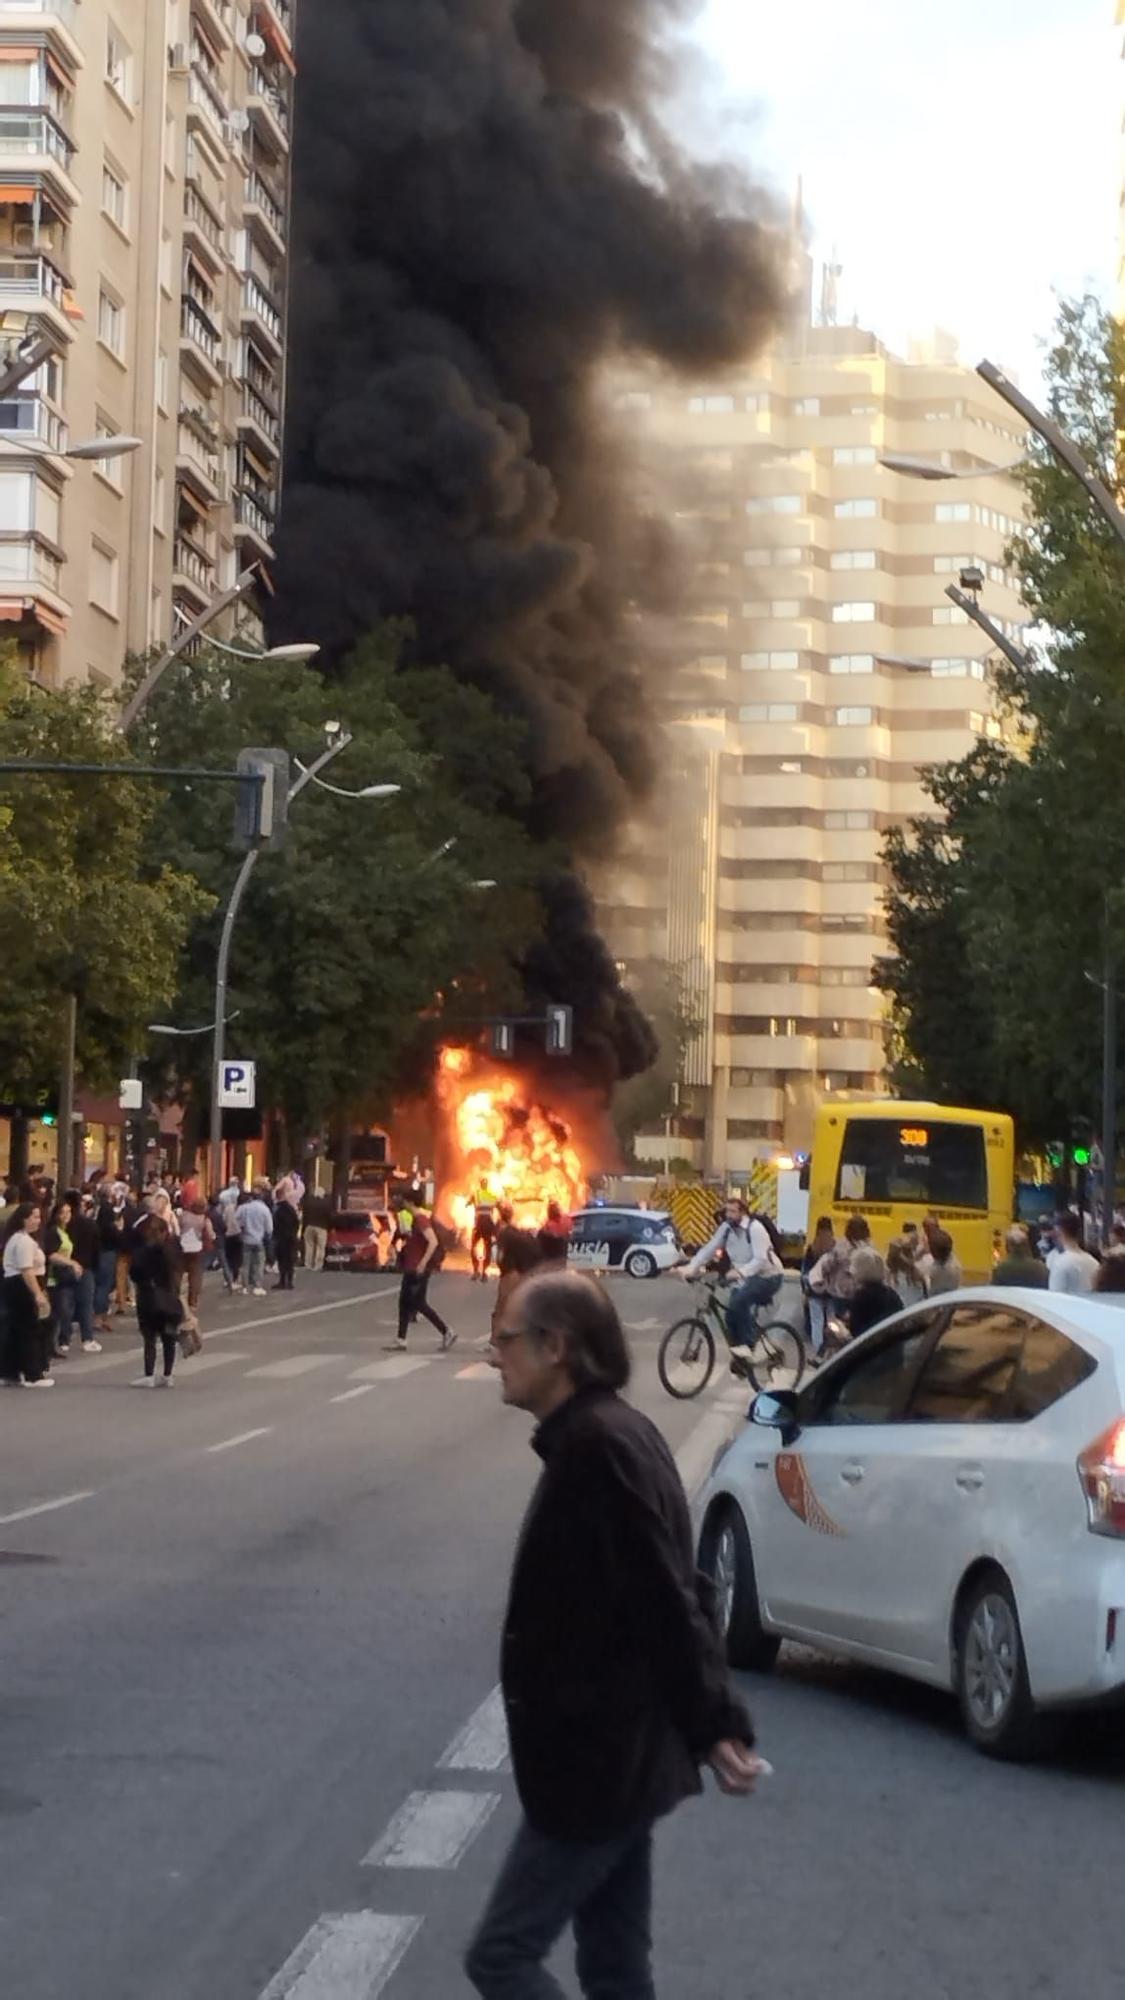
[
  {"xmin": 272, "ymin": 1195, "xmax": 299, "ymax": 1291},
  {"xmin": 847, "ymin": 1247, "xmax": 905, "ymax": 1341},
  {"xmin": 59, "ymin": 1189, "xmax": 102, "ymax": 1355},
  {"xmin": 466, "ymin": 1269, "xmax": 764, "ymax": 1999},
  {"xmin": 129, "ymin": 1215, "xmax": 183, "ymax": 1387}
]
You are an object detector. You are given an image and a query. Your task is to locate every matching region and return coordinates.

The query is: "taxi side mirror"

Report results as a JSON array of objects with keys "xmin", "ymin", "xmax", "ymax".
[{"xmin": 750, "ymin": 1390, "xmax": 800, "ymax": 1443}]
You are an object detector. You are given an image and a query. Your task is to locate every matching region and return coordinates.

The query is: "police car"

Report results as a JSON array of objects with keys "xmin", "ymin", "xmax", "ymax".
[{"xmin": 567, "ymin": 1207, "xmax": 681, "ymax": 1280}]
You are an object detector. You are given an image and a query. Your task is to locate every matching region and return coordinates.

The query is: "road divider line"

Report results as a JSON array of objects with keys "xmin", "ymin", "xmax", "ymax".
[
  {"xmin": 438, "ymin": 1687, "xmax": 509, "ymax": 1772},
  {"xmin": 0, "ymin": 1490, "xmax": 96, "ymax": 1526},
  {"xmin": 204, "ymin": 1427, "xmax": 273, "ymax": 1455},
  {"xmin": 258, "ymin": 1911, "xmax": 422, "ymax": 2000},
  {"xmin": 246, "ymin": 1355, "xmax": 345, "ymax": 1380},
  {"xmin": 329, "ymin": 1385, "xmax": 378, "ymax": 1406},
  {"xmin": 363, "ymin": 1789, "xmax": 501, "ymax": 1870}
]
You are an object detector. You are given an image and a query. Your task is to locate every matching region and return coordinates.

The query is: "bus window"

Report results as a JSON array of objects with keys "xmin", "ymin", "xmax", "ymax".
[{"xmin": 835, "ymin": 1119, "xmax": 988, "ymax": 1212}]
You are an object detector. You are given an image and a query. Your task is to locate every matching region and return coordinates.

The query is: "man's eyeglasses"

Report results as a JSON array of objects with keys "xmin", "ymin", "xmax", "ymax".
[{"xmin": 489, "ymin": 1328, "xmax": 523, "ymax": 1348}]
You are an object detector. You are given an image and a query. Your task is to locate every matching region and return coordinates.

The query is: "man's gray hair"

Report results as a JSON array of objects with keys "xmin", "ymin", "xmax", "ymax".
[{"xmin": 512, "ymin": 1269, "xmax": 632, "ymax": 1391}]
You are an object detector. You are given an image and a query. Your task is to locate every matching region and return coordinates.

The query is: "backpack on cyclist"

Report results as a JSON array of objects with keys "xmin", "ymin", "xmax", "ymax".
[{"xmin": 750, "ymin": 1211, "xmax": 786, "ymax": 1266}]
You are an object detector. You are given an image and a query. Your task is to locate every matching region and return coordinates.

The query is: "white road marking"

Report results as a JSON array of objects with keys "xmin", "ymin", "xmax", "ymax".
[
  {"xmin": 363, "ymin": 1789, "xmax": 501, "ymax": 1870},
  {"xmin": 203, "ymin": 1287, "xmax": 399, "ymax": 1343},
  {"xmin": 438, "ymin": 1686, "xmax": 509, "ymax": 1772},
  {"xmin": 174, "ymin": 1352, "xmax": 250, "ymax": 1376},
  {"xmin": 258, "ymin": 1912, "xmax": 421, "ymax": 2000},
  {"xmin": 329, "ymin": 1385, "xmax": 377, "ymax": 1406},
  {"xmin": 245, "ymin": 1355, "xmax": 344, "ymax": 1380},
  {"xmin": 349, "ymin": 1356, "xmax": 433, "ymax": 1383},
  {"xmin": 0, "ymin": 1490, "xmax": 96, "ymax": 1526},
  {"xmin": 204, "ymin": 1427, "xmax": 273, "ymax": 1455},
  {"xmin": 454, "ymin": 1362, "xmax": 494, "ymax": 1382},
  {"xmin": 625, "ymin": 1316, "xmax": 662, "ymax": 1331}
]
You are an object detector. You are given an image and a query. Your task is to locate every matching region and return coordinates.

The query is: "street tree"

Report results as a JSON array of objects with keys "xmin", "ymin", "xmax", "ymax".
[{"xmin": 876, "ymin": 297, "xmax": 1125, "ymax": 1144}]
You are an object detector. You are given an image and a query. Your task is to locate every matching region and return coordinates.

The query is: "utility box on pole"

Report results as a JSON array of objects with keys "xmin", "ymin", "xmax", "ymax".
[{"xmin": 234, "ymin": 748, "xmax": 290, "ymax": 850}]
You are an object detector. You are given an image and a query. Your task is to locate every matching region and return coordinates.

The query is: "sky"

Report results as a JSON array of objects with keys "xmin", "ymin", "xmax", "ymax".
[{"xmin": 691, "ymin": 0, "xmax": 1119, "ymax": 389}]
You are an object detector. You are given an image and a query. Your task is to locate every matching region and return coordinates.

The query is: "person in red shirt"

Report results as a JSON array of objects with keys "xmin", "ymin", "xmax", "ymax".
[
  {"xmin": 538, "ymin": 1201, "xmax": 572, "ymax": 1267},
  {"xmin": 387, "ymin": 1205, "xmax": 456, "ymax": 1352}
]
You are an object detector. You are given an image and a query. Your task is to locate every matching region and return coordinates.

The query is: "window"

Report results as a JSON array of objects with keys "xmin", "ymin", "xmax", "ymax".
[
  {"xmin": 832, "ymin": 601, "xmax": 876, "ymax": 624},
  {"xmin": 935, "ymin": 501, "xmax": 971, "ymax": 523},
  {"xmin": 153, "ymin": 465, "xmax": 166, "ymax": 535},
  {"xmin": 740, "ymin": 651, "xmax": 799, "ymax": 671},
  {"xmin": 741, "ymin": 599, "xmax": 800, "ymax": 619},
  {"xmin": 835, "ymin": 1119, "xmax": 987, "ymax": 1210},
  {"xmin": 793, "ymin": 397, "xmax": 820, "ymax": 416},
  {"xmin": 156, "ymin": 349, "xmax": 168, "ymax": 411},
  {"xmin": 801, "ymin": 1314, "xmax": 942, "ymax": 1427},
  {"xmin": 824, "ymin": 810, "xmax": 873, "ymax": 830},
  {"xmin": 823, "ymin": 861, "xmax": 877, "ymax": 882},
  {"xmin": 835, "ymin": 498, "xmax": 878, "ymax": 519},
  {"xmin": 828, "ymin": 654, "xmax": 875, "ymax": 675},
  {"xmin": 616, "ymin": 391, "xmax": 651, "ymax": 411},
  {"xmin": 98, "ymin": 288, "xmax": 124, "ymax": 357},
  {"xmin": 106, "ymin": 23, "xmax": 132, "ymax": 98},
  {"xmin": 102, "ymin": 159, "xmax": 128, "ymax": 230},
  {"xmin": 907, "ymin": 1307, "xmax": 1028, "ymax": 1424},
  {"xmin": 969, "ymin": 710, "xmax": 985, "ymax": 732},
  {"xmin": 738, "ymin": 703, "xmax": 798, "ymax": 723},
  {"xmin": 820, "ymin": 967, "xmax": 870, "ymax": 987},
  {"xmin": 833, "ymin": 706, "xmax": 874, "ymax": 725},
  {"xmin": 1011, "ymin": 1317, "xmax": 1096, "ymax": 1420},
  {"xmin": 933, "ymin": 605, "xmax": 969, "ymax": 625},
  {"xmin": 833, "ymin": 445, "xmax": 876, "ymax": 466},
  {"xmin": 745, "ymin": 494, "xmax": 802, "ymax": 516},
  {"xmin": 744, "ymin": 393, "xmax": 768, "ymax": 413},
  {"xmin": 743, "ymin": 546, "xmax": 802, "ymax": 569},
  {"xmin": 90, "ymin": 539, "xmax": 119, "ymax": 617},
  {"xmin": 93, "ymin": 415, "xmax": 124, "ymax": 489},
  {"xmin": 830, "ymin": 549, "xmax": 877, "ymax": 571},
  {"xmin": 689, "ymin": 394, "xmax": 734, "ymax": 414},
  {"xmin": 934, "ymin": 553, "xmax": 976, "ymax": 573}
]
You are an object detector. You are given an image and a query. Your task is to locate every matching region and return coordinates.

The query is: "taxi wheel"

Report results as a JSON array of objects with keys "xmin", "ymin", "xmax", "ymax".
[
  {"xmin": 703, "ymin": 1505, "xmax": 780, "ymax": 1674},
  {"xmin": 955, "ymin": 1568, "xmax": 1044, "ymax": 1759}
]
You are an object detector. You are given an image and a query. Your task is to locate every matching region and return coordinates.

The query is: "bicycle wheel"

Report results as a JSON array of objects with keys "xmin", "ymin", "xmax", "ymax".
[
  {"xmin": 745, "ymin": 1318, "xmax": 806, "ymax": 1394},
  {"xmin": 658, "ymin": 1316, "xmax": 716, "ymax": 1400}
]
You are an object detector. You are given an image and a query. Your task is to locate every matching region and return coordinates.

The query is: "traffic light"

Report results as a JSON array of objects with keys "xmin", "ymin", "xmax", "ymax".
[
  {"xmin": 545, "ymin": 1003, "xmax": 573, "ymax": 1057},
  {"xmin": 234, "ymin": 747, "xmax": 290, "ymax": 850},
  {"xmin": 1073, "ymin": 1146, "xmax": 1092, "ymax": 1168},
  {"xmin": 491, "ymin": 1020, "xmax": 515, "ymax": 1060}
]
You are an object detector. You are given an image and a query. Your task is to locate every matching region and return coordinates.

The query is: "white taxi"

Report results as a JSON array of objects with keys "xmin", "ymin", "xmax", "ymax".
[{"xmin": 696, "ymin": 1287, "xmax": 1125, "ymax": 1757}]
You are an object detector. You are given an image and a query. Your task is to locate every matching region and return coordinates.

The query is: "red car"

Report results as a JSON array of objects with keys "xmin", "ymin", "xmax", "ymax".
[{"xmin": 323, "ymin": 1210, "xmax": 390, "ymax": 1272}]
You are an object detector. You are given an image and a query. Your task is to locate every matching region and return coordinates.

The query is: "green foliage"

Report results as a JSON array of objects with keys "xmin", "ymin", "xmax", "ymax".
[
  {"xmin": 0, "ymin": 660, "xmax": 211, "ymax": 1102},
  {"xmin": 876, "ymin": 297, "xmax": 1125, "ymax": 1144},
  {"xmin": 131, "ymin": 626, "xmax": 544, "ymax": 1146}
]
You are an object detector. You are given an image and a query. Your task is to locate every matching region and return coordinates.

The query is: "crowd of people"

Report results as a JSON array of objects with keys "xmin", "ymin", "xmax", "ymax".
[{"xmin": 0, "ymin": 1166, "xmax": 331, "ymax": 1389}]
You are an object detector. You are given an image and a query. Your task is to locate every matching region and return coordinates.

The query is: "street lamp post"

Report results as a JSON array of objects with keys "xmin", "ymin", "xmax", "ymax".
[
  {"xmin": 118, "ymin": 568, "xmax": 261, "ymax": 734},
  {"xmin": 207, "ymin": 740, "xmax": 401, "ymax": 1195}
]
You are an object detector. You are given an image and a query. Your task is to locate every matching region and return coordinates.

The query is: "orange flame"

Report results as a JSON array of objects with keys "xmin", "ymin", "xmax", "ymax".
[{"xmin": 437, "ymin": 1045, "xmax": 587, "ymax": 1232}]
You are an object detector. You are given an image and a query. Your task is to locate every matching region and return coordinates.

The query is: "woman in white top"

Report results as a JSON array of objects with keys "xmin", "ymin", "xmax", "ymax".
[{"xmin": 2, "ymin": 1202, "xmax": 53, "ymax": 1387}]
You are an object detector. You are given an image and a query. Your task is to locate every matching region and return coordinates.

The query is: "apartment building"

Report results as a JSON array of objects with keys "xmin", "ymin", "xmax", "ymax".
[
  {"xmin": 603, "ymin": 321, "xmax": 1028, "ymax": 1177},
  {"xmin": 0, "ymin": 0, "xmax": 295, "ymax": 687}
]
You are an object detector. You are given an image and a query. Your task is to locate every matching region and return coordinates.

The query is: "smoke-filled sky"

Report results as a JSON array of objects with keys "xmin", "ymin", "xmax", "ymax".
[
  {"xmin": 697, "ymin": 0, "xmax": 1118, "ymax": 387},
  {"xmin": 277, "ymin": 1, "xmax": 788, "ymax": 1085}
]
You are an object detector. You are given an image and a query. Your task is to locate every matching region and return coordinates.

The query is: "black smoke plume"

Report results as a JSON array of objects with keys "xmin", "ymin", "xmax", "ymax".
[{"xmin": 274, "ymin": 0, "xmax": 786, "ymax": 1083}]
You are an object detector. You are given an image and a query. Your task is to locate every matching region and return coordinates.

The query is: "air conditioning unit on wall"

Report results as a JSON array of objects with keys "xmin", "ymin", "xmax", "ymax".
[{"xmin": 168, "ymin": 44, "xmax": 189, "ymax": 76}]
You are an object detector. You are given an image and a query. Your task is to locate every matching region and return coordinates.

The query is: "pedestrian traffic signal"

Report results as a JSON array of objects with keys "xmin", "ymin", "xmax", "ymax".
[
  {"xmin": 545, "ymin": 1004, "xmax": 573, "ymax": 1057},
  {"xmin": 491, "ymin": 1020, "xmax": 515, "ymax": 1060}
]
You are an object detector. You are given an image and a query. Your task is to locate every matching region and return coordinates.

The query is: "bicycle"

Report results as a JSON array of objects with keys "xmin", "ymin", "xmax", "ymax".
[{"xmin": 657, "ymin": 1273, "xmax": 806, "ymax": 1401}]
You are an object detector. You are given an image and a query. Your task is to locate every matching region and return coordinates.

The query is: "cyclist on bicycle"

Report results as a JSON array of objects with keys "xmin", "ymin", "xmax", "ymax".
[{"xmin": 679, "ymin": 1196, "xmax": 784, "ymax": 1366}]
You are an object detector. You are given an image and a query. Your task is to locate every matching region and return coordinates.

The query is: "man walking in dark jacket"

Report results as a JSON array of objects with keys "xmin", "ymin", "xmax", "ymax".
[{"xmin": 466, "ymin": 1268, "xmax": 763, "ymax": 1999}]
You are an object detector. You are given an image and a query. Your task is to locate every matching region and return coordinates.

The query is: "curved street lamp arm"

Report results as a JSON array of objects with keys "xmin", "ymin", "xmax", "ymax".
[
  {"xmin": 943, "ymin": 584, "xmax": 1032, "ymax": 673},
  {"xmin": 977, "ymin": 359, "xmax": 1125, "ymax": 554}
]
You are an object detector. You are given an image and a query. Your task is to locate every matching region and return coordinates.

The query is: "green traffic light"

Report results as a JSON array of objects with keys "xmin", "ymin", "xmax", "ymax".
[
  {"xmin": 1073, "ymin": 1147, "xmax": 1091, "ymax": 1167},
  {"xmin": 40, "ymin": 1113, "xmax": 57, "ymax": 1128}
]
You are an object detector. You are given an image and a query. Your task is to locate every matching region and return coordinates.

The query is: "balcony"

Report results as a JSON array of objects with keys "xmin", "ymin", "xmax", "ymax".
[
  {"xmin": 191, "ymin": 0, "xmax": 232, "ymax": 51},
  {"xmin": 183, "ymin": 184, "xmax": 224, "ymax": 270},
  {"xmin": 0, "ymin": 0, "xmax": 81, "ymax": 66},
  {"xmin": 0, "ymin": 393, "xmax": 65, "ymax": 452},
  {"xmin": 176, "ymin": 417, "xmax": 221, "ymax": 501},
  {"xmin": 238, "ymin": 383, "xmax": 280, "ymax": 457},
  {"xmin": 240, "ymin": 272, "xmax": 282, "ymax": 351},
  {"xmin": 243, "ymin": 168, "xmax": 286, "ymax": 256},
  {"xmin": 180, "ymin": 294, "xmax": 222, "ymax": 387},
  {"xmin": 0, "ymin": 531, "xmax": 62, "ymax": 592},
  {"xmin": 247, "ymin": 65, "xmax": 290, "ymax": 155},
  {"xmin": 187, "ymin": 56, "xmax": 229, "ymax": 152},
  {"xmin": 0, "ymin": 109, "xmax": 79, "ymax": 209},
  {"xmin": 172, "ymin": 533, "xmax": 217, "ymax": 604},
  {"xmin": 234, "ymin": 487, "xmax": 275, "ymax": 554},
  {"xmin": 255, "ymin": 0, "xmax": 293, "ymax": 42},
  {"xmin": 0, "ymin": 253, "xmax": 78, "ymax": 341}
]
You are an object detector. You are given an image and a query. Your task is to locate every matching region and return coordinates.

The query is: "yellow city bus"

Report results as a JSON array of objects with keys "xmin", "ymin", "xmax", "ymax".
[{"xmin": 809, "ymin": 1101, "xmax": 1015, "ymax": 1283}]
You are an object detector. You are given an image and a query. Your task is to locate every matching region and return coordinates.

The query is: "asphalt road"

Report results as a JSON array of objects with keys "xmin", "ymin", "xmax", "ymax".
[{"xmin": 1, "ymin": 1267, "xmax": 1122, "ymax": 1999}]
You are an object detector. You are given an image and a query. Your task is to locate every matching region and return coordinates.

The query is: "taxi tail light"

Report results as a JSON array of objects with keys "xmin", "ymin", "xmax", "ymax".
[{"xmin": 1078, "ymin": 1420, "xmax": 1125, "ymax": 1538}]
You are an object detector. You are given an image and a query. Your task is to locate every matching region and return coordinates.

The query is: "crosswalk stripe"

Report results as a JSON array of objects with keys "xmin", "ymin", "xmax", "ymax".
[
  {"xmin": 349, "ymin": 1356, "xmax": 433, "ymax": 1383},
  {"xmin": 258, "ymin": 1911, "xmax": 421, "ymax": 1999},
  {"xmin": 363, "ymin": 1789, "xmax": 501, "ymax": 1869},
  {"xmin": 245, "ymin": 1355, "xmax": 344, "ymax": 1380},
  {"xmin": 438, "ymin": 1687, "xmax": 509, "ymax": 1771},
  {"xmin": 176, "ymin": 1352, "xmax": 251, "ymax": 1376},
  {"xmin": 454, "ymin": 1362, "xmax": 494, "ymax": 1382}
]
